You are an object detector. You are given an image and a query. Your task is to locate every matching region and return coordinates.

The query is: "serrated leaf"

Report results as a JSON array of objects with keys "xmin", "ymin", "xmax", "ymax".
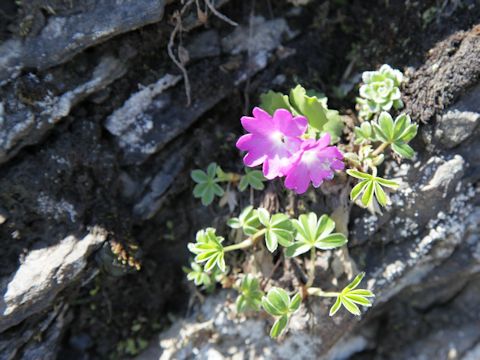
[
  {"xmin": 260, "ymin": 90, "xmax": 294, "ymax": 115},
  {"xmin": 323, "ymin": 109, "xmax": 344, "ymax": 143},
  {"xmin": 289, "ymin": 85, "xmax": 328, "ymax": 131}
]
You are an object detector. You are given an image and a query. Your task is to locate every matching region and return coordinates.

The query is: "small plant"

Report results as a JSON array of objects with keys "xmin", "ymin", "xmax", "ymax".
[
  {"xmin": 236, "ymin": 275, "xmax": 264, "ymax": 312},
  {"xmin": 356, "ymin": 64, "xmax": 404, "ymax": 120},
  {"xmin": 261, "ymin": 288, "xmax": 302, "ymax": 338},
  {"xmin": 191, "ymin": 163, "xmax": 265, "ymax": 206},
  {"xmin": 186, "ymin": 64, "xmax": 417, "ymax": 338}
]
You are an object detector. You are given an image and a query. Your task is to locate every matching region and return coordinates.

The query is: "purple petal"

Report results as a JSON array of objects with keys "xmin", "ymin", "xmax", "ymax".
[
  {"xmin": 316, "ymin": 133, "xmax": 331, "ymax": 148},
  {"xmin": 244, "ymin": 151, "xmax": 266, "ymax": 167},
  {"xmin": 274, "ymin": 109, "xmax": 308, "ymax": 137},
  {"xmin": 284, "ymin": 161, "xmax": 310, "ymax": 194}
]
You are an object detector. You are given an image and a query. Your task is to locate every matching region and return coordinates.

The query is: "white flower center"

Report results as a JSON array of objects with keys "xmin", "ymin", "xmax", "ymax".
[
  {"xmin": 302, "ymin": 150, "xmax": 317, "ymax": 164},
  {"xmin": 271, "ymin": 131, "xmax": 285, "ymax": 144}
]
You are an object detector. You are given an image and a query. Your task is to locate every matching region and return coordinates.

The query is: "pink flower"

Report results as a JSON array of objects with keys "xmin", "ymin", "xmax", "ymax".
[
  {"xmin": 236, "ymin": 107, "xmax": 308, "ymax": 179},
  {"xmin": 284, "ymin": 134, "xmax": 345, "ymax": 194}
]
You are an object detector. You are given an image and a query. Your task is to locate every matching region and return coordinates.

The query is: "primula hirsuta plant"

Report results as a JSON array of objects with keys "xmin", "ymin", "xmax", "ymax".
[{"xmin": 187, "ymin": 64, "xmax": 418, "ymax": 338}]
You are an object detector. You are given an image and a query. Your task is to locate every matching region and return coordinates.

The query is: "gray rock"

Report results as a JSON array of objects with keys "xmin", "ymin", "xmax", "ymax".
[
  {"xmin": 0, "ymin": 228, "xmax": 107, "ymax": 332},
  {"xmin": 221, "ymin": 16, "xmax": 292, "ymax": 55},
  {"xmin": 0, "ymin": 56, "xmax": 126, "ymax": 164},
  {"xmin": 435, "ymin": 111, "xmax": 480, "ymax": 148},
  {"xmin": 104, "ymin": 74, "xmax": 182, "ymax": 157},
  {"xmin": 186, "ymin": 30, "xmax": 221, "ymax": 61},
  {"xmin": 434, "ymin": 83, "xmax": 480, "ymax": 148},
  {"xmin": 0, "ymin": 0, "xmax": 165, "ymax": 84}
]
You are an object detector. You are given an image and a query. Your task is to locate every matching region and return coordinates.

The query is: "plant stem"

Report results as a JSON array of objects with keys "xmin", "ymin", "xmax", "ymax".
[
  {"xmin": 223, "ymin": 239, "xmax": 253, "ymax": 252},
  {"xmin": 305, "ymin": 247, "xmax": 316, "ymax": 288},
  {"xmin": 223, "ymin": 229, "xmax": 266, "ymax": 252},
  {"xmin": 307, "ymin": 288, "xmax": 339, "ymax": 297},
  {"xmin": 371, "ymin": 142, "xmax": 390, "ymax": 157}
]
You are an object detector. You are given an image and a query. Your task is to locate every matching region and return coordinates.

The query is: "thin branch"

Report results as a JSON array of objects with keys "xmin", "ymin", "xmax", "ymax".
[
  {"xmin": 204, "ymin": 0, "xmax": 238, "ymax": 26},
  {"xmin": 168, "ymin": 9, "xmax": 192, "ymax": 106}
]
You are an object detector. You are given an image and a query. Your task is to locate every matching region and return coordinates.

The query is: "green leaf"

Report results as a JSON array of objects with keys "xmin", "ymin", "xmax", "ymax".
[
  {"xmin": 374, "ymin": 177, "xmax": 399, "ymax": 189},
  {"xmin": 259, "ymin": 90, "xmax": 294, "ymax": 115},
  {"xmin": 270, "ymin": 315, "xmax": 288, "ymax": 338},
  {"xmin": 374, "ymin": 182, "xmax": 388, "ymax": 207},
  {"xmin": 191, "ymin": 170, "xmax": 208, "ymax": 183},
  {"xmin": 361, "ymin": 181, "xmax": 375, "ymax": 207},
  {"xmin": 340, "ymin": 295, "xmax": 361, "ymax": 315},
  {"xmin": 227, "ymin": 217, "xmax": 241, "ymax": 229},
  {"xmin": 262, "ymin": 288, "xmax": 289, "ymax": 316},
  {"xmin": 372, "ymin": 122, "xmax": 389, "ymax": 143},
  {"xmin": 329, "ymin": 272, "xmax": 375, "ymax": 316},
  {"xmin": 236, "ymin": 275, "xmax": 264, "ymax": 312},
  {"xmin": 289, "ymin": 293, "xmax": 302, "ymax": 312},
  {"xmin": 238, "ymin": 169, "xmax": 266, "ymax": 192},
  {"xmin": 315, "ymin": 233, "xmax": 348, "ymax": 250},
  {"xmin": 348, "ymin": 289, "xmax": 375, "ymax": 297},
  {"xmin": 264, "ymin": 213, "xmax": 294, "ymax": 252},
  {"xmin": 207, "ymin": 163, "xmax": 217, "ymax": 178},
  {"xmin": 378, "ymin": 112, "xmax": 394, "ymax": 140},
  {"xmin": 350, "ymin": 180, "xmax": 369, "ymax": 201},
  {"xmin": 393, "ymin": 113, "xmax": 408, "ymax": 137},
  {"xmin": 263, "ymin": 288, "xmax": 302, "ymax": 338},
  {"xmin": 285, "ymin": 242, "xmax": 312, "ymax": 257},
  {"xmin": 323, "ymin": 109, "xmax": 344, "ymax": 143},
  {"xmin": 346, "ymin": 169, "xmax": 372, "ymax": 180},
  {"xmin": 191, "ymin": 163, "xmax": 225, "ymax": 206},
  {"xmin": 329, "ymin": 296, "xmax": 342, "ymax": 316},
  {"xmin": 188, "ymin": 228, "xmax": 226, "ymax": 272},
  {"xmin": 257, "ymin": 208, "xmax": 270, "ymax": 227},
  {"xmin": 318, "ymin": 214, "xmax": 336, "ymax": 238},
  {"xmin": 289, "ymin": 213, "xmax": 347, "ymax": 256},
  {"xmin": 345, "ymin": 272, "xmax": 365, "ymax": 290},
  {"xmin": 398, "ymin": 124, "xmax": 418, "ymax": 142},
  {"xmin": 344, "ymin": 294, "xmax": 373, "ymax": 307},
  {"xmin": 392, "ymin": 142, "xmax": 415, "ymax": 159},
  {"xmin": 289, "ymin": 85, "xmax": 328, "ymax": 131}
]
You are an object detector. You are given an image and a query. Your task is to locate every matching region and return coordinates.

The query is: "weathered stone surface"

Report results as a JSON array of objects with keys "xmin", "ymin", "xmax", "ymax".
[
  {"xmin": 0, "ymin": 56, "xmax": 126, "ymax": 164},
  {"xmin": 404, "ymin": 24, "xmax": 480, "ymax": 124},
  {"xmin": 0, "ymin": 228, "xmax": 107, "ymax": 332},
  {"xmin": 0, "ymin": 0, "xmax": 165, "ymax": 83},
  {"xmin": 103, "ymin": 16, "xmax": 294, "ymax": 165},
  {"xmin": 434, "ymin": 84, "xmax": 480, "ymax": 149}
]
